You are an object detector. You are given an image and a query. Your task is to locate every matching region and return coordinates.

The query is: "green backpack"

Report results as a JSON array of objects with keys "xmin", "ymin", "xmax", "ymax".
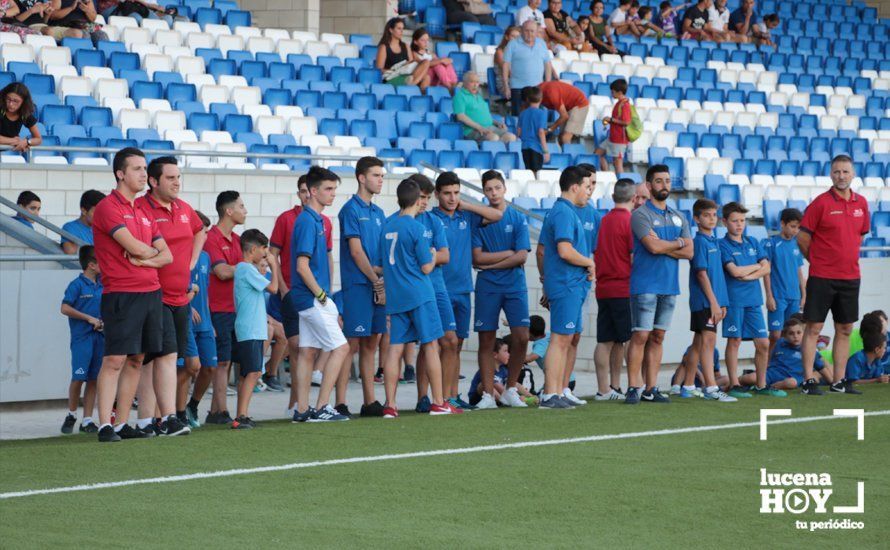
[{"xmin": 625, "ymin": 103, "xmax": 643, "ymax": 142}]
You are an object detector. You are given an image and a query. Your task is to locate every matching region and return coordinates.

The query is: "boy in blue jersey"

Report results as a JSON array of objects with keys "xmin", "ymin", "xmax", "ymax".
[
  {"xmin": 845, "ymin": 330, "xmax": 888, "ymax": 386},
  {"xmin": 684, "ymin": 199, "xmax": 737, "ymax": 402},
  {"xmin": 431, "ymin": 171, "xmax": 504, "ymax": 404},
  {"xmin": 626, "ymin": 164, "xmax": 694, "ymax": 404},
  {"xmin": 763, "ymin": 208, "xmax": 806, "ymax": 354},
  {"xmin": 719, "ymin": 202, "xmax": 784, "ymax": 398},
  {"xmin": 61, "ymin": 189, "xmax": 106, "ymax": 255},
  {"xmin": 380, "ymin": 179, "xmax": 462, "ymax": 418},
  {"xmin": 60, "ymin": 245, "xmax": 104, "ymax": 434},
  {"xmin": 537, "ymin": 166, "xmax": 595, "ymax": 409},
  {"xmin": 473, "ymin": 170, "xmax": 532, "ymax": 409},
  {"xmin": 338, "ymin": 156, "xmax": 388, "ymax": 418},
  {"xmin": 12, "ymin": 191, "xmax": 40, "ymax": 228},
  {"xmin": 740, "ymin": 318, "xmax": 834, "ymax": 390},
  {"xmin": 291, "ymin": 166, "xmax": 351, "ymax": 423},
  {"xmin": 517, "ymin": 86, "xmax": 550, "ymax": 171}
]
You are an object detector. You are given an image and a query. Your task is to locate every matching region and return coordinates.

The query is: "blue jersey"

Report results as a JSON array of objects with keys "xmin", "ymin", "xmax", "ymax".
[
  {"xmin": 430, "ymin": 207, "xmax": 481, "ymax": 295},
  {"xmin": 290, "ymin": 205, "xmax": 330, "ymax": 312},
  {"xmin": 577, "ymin": 203, "xmax": 602, "ymax": 254},
  {"xmin": 846, "ymin": 349, "xmax": 883, "ymax": 380},
  {"xmin": 770, "ymin": 338, "xmax": 824, "ymax": 377},
  {"xmin": 61, "ymin": 218, "xmax": 93, "ymax": 246},
  {"xmin": 338, "ymin": 194, "xmax": 385, "ymax": 288},
  {"xmin": 630, "ymin": 201, "xmax": 691, "ymax": 296},
  {"xmin": 190, "ymin": 251, "xmax": 213, "ymax": 333},
  {"xmin": 689, "ymin": 232, "xmax": 729, "ymax": 311},
  {"xmin": 540, "ymin": 198, "xmax": 589, "ymax": 300},
  {"xmin": 234, "ymin": 262, "xmax": 270, "ymax": 342},
  {"xmin": 62, "ymin": 273, "xmax": 103, "ymax": 340},
  {"xmin": 417, "ymin": 211, "xmax": 449, "ymax": 295},
  {"xmin": 473, "ymin": 206, "xmax": 530, "ymax": 294},
  {"xmin": 380, "ymin": 213, "xmax": 435, "ymax": 314},
  {"xmin": 763, "ymin": 235, "xmax": 803, "ymax": 301},
  {"xmin": 720, "ymin": 235, "xmax": 767, "ymax": 307},
  {"xmin": 518, "ymin": 106, "xmax": 548, "ymax": 154},
  {"xmin": 469, "ymin": 364, "xmax": 509, "ymax": 397}
]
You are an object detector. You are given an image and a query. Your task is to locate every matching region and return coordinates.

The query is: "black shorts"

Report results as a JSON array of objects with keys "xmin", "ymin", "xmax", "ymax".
[
  {"xmin": 803, "ymin": 276, "xmax": 860, "ymax": 325},
  {"xmin": 101, "ymin": 291, "xmax": 163, "ymax": 357},
  {"xmin": 144, "ymin": 304, "xmax": 190, "ymax": 363},
  {"xmin": 596, "ymin": 297, "xmax": 632, "ymax": 343},
  {"xmin": 522, "ymin": 149, "xmax": 544, "ymax": 172},
  {"xmin": 237, "ymin": 340, "xmax": 264, "ymax": 377},
  {"xmin": 280, "ymin": 290, "xmax": 301, "ymax": 339},
  {"xmin": 211, "ymin": 312, "xmax": 238, "ymax": 363},
  {"xmin": 690, "ymin": 308, "xmax": 718, "ymax": 333}
]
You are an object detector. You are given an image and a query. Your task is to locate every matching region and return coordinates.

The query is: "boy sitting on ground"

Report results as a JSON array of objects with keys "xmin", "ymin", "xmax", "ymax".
[{"xmin": 740, "ymin": 317, "xmax": 833, "ymax": 391}]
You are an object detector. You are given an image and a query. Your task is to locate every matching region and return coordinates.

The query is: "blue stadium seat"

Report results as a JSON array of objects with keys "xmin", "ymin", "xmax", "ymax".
[
  {"xmin": 43, "ymin": 105, "xmax": 75, "ymax": 127},
  {"xmin": 22, "ymin": 73, "xmax": 53, "ymax": 95},
  {"xmin": 53, "ymin": 124, "xmax": 86, "ymax": 145},
  {"xmin": 127, "ymin": 128, "xmax": 160, "ymax": 145},
  {"xmin": 437, "ymin": 150, "xmax": 464, "ymax": 170},
  {"xmin": 225, "ymin": 9, "xmax": 251, "ymax": 29},
  {"xmin": 66, "ymin": 137, "xmax": 101, "ymax": 162},
  {"xmin": 319, "ymin": 118, "xmax": 348, "ymax": 139},
  {"xmin": 188, "ymin": 113, "xmax": 220, "ymax": 134},
  {"xmin": 368, "ymin": 110, "xmax": 398, "ymax": 140},
  {"xmin": 109, "ymin": 52, "xmax": 140, "ymax": 74},
  {"xmin": 222, "ymin": 114, "xmax": 252, "ymax": 134},
  {"xmin": 717, "ymin": 184, "xmax": 740, "ymax": 206},
  {"xmin": 73, "ymin": 49, "xmax": 105, "ymax": 72},
  {"xmin": 209, "ymin": 103, "xmax": 238, "ymax": 119},
  {"xmin": 493, "ymin": 152, "xmax": 520, "ymax": 173},
  {"xmin": 465, "ymin": 150, "xmax": 492, "ymax": 170},
  {"xmin": 268, "ymin": 134, "xmax": 297, "ymax": 152},
  {"xmin": 79, "ymin": 106, "xmax": 112, "ymax": 131},
  {"xmin": 131, "ymin": 81, "xmax": 163, "ymax": 102},
  {"xmin": 89, "ymin": 126, "xmax": 123, "ymax": 145},
  {"xmin": 703, "ymin": 174, "xmax": 726, "ymax": 201},
  {"xmin": 195, "ymin": 7, "xmax": 222, "ymax": 27},
  {"xmin": 349, "ymin": 119, "xmax": 377, "ymax": 142},
  {"xmin": 407, "ymin": 121, "xmax": 434, "ymax": 140}
]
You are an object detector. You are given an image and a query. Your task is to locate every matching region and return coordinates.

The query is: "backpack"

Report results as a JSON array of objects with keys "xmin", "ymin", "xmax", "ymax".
[
  {"xmin": 626, "ymin": 103, "xmax": 643, "ymax": 142},
  {"xmin": 518, "ymin": 367, "xmax": 537, "ymax": 395}
]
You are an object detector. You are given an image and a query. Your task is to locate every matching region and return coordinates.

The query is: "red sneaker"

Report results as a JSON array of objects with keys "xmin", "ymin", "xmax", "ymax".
[
  {"xmin": 382, "ymin": 406, "xmax": 399, "ymax": 418},
  {"xmin": 430, "ymin": 402, "xmax": 460, "ymax": 415},
  {"xmin": 447, "ymin": 402, "xmax": 464, "ymax": 414}
]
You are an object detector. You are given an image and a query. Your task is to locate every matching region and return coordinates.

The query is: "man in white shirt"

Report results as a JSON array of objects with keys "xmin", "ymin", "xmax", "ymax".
[
  {"xmin": 516, "ymin": 0, "xmax": 545, "ymax": 26},
  {"xmin": 708, "ymin": 0, "xmax": 733, "ymax": 41}
]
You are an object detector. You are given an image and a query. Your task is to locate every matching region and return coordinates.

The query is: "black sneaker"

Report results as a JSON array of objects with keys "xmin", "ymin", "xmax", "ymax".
[
  {"xmin": 801, "ymin": 378, "xmax": 824, "ymax": 395},
  {"xmin": 641, "ymin": 388, "xmax": 671, "ymax": 403},
  {"xmin": 118, "ymin": 424, "xmax": 153, "ymax": 440},
  {"xmin": 401, "ymin": 365, "xmax": 416, "ymax": 384},
  {"xmin": 98, "ymin": 425, "xmax": 121, "ymax": 443},
  {"xmin": 61, "ymin": 414, "xmax": 76, "ymax": 434},
  {"xmin": 219, "ymin": 410, "xmax": 234, "ymax": 424},
  {"xmin": 160, "ymin": 415, "xmax": 191, "ymax": 436},
  {"xmin": 334, "ymin": 403, "xmax": 352, "ymax": 418},
  {"xmin": 79, "ymin": 422, "xmax": 98, "ymax": 433},
  {"xmin": 134, "ymin": 424, "xmax": 157, "ymax": 438},
  {"xmin": 232, "ymin": 416, "xmax": 255, "ymax": 429},
  {"xmin": 205, "ymin": 411, "xmax": 233, "ymax": 425},
  {"xmin": 176, "ymin": 411, "xmax": 189, "ymax": 425},
  {"xmin": 360, "ymin": 400, "xmax": 385, "ymax": 417},
  {"xmin": 292, "ymin": 407, "xmax": 314, "ymax": 423},
  {"xmin": 831, "ymin": 378, "xmax": 862, "ymax": 395}
]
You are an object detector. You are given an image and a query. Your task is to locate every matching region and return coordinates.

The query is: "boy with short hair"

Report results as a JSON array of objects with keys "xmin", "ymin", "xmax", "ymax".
[
  {"xmin": 845, "ymin": 330, "xmax": 889, "ymax": 387},
  {"xmin": 13, "ymin": 190, "xmax": 41, "ymax": 228},
  {"xmin": 763, "ymin": 208, "xmax": 806, "ymax": 354},
  {"xmin": 61, "ymin": 189, "xmax": 106, "ymax": 254},
  {"xmin": 232, "ymin": 229, "xmax": 280, "ymax": 429},
  {"xmin": 740, "ymin": 317, "xmax": 833, "ymax": 390},
  {"xmin": 60, "ymin": 245, "xmax": 104, "ymax": 434},
  {"xmin": 595, "ymin": 78, "xmax": 631, "ymax": 174},
  {"xmin": 719, "ymin": 202, "xmax": 784, "ymax": 398},
  {"xmin": 517, "ymin": 86, "xmax": 550, "ymax": 172},
  {"xmin": 470, "ymin": 338, "xmax": 537, "ymax": 406}
]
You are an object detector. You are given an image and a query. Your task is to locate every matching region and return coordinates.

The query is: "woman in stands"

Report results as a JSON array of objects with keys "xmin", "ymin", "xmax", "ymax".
[
  {"xmin": 376, "ymin": 17, "xmax": 431, "ymax": 92},
  {"xmin": 0, "ymin": 0, "xmax": 45, "ymax": 38},
  {"xmin": 584, "ymin": 0, "xmax": 626, "ymax": 56},
  {"xmin": 411, "ymin": 27, "xmax": 458, "ymax": 93},
  {"xmin": 494, "ymin": 25, "xmax": 520, "ymax": 97},
  {"xmin": 0, "ymin": 82, "xmax": 42, "ymax": 152}
]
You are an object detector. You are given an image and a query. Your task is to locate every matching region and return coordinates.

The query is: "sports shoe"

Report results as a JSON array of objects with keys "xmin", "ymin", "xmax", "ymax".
[
  {"xmin": 562, "ymin": 388, "xmax": 587, "ymax": 405},
  {"xmin": 263, "ymin": 375, "xmax": 285, "ymax": 392},
  {"xmin": 231, "ymin": 416, "xmax": 255, "ymax": 429},
  {"xmin": 401, "ymin": 364, "xmax": 416, "ymax": 384},
  {"xmin": 292, "ymin": 408, "xmax": 313, "ymax": 423},
  {"xmin": 430, "ymin": 402, "xmax": 460, "ymax": 415},
  {"xmin": 134, "ymin": 423, "xmax": 157, "ymax": 438},
  {"xmin": 476, "ymin": 392, "xmax": 498, "ymax": 409},
  {"xmin": 160, "ymin": 415, "xmax": 191, "ymax": 436},
  {"xmin": 97, "ymin": 425, "xmax": 121, "ymax": 443},
  {"xmin": 703, "ymin": 389, "xmax": 738, "ymax": 402},
  {"xmin": 801, "ymin": 378, "xmax": 824, "ymax": 395},
  {"xmin": 454, "ymin": 394, "xmax": 477, "ymax": 410},
  {"xmin": 360, "ymin": 401, "xmax": 385, "ymax": 417},
  {"xmin": 754, "ymin": 386, "xmax": 788, "ymax": 397},
  {"xmin": 594, "ymin": 390, "xmax": 625, "ymax": 401},
  {"xmin": 679, "ymin": 387, "xmax": 700, "ymax": 399},
  {"xmin": 225, "ymin": 386, "xmax": 236, "ymax": 396},
  {"xmin": 61, "ymin": 414, "xmax": 76, "ymax": 434},
  {"xmin": 624, "ymin": 387, "xmax": 641, "ymax": 405},
  {"xmin": 185, "ymin": 404, "xmax": 201, "ymax": 429},
  {"xmin": 309, "ymin": 405, "xmax": 350, "ymax": 422},
  {"xmin": 334, "ymin": 403, "xmax": 352, "ymax": 418},
  {"xmin": 728, "ymin": 385, "xmax": 753, "ymax": 398},
  {"xmin": 669, "ymin": 384, "xmax": 682, "ymax": 396},
  {"xmin": 499, "ymin": 387, "xmax": 529, "ymax": 408},
  {"xmin": 539, "ymin": 394, "xmax": 573, "ymax": 409},
  {"xmin": 382, "ymin": 406, "xmax": 399, "ymax": 418},
  {"xmin": 610, "ymin": 385, "xmax": 625, "ymax": 396},
  {"xmin": 415, "ymin": 396, "xmax": 431, "ymax": 413},
  {"xmin": 373, "ymin": 368, "xmax": 384, "ymax": 384},
  {"xmin": 79, "ymin": 421, "xmax": 99, "ymax": 433},
  {"xmin": 311, "ymin": 370, "xmax": 323, "ymax": 387},
  {"xmin": 641, "ymin": 388, "xmax": 670, "ymax": 403},
  {"xmin": 254, "ymin": 377, "xmax": 267, "ymax": 393},
  {"xmin": 831, "ymin": 379, "xmax": 862, "ymax": 394},
  {"xmin": 117, "ymin": 424, "xmax": 152, "ymax": 440}
]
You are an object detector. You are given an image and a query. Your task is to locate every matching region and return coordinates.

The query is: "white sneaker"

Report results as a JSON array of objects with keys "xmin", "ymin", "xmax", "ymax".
[
  {"xmin": 594, "ymin": 389, "xmax": 626, "ymax": 401},
  {"xmin": 562, "ymin": 388, "xmax": 587, "ymax": 405},
  {"xmin": 669, "ymin": 384, "xmax": 682, "ymax": 395},
  {"xmin": 498, "ymin": 387, "xmax": 528, "ymax": 407},
  {"xmin": 704, "ymin": 389, "xmax": 738, "ymax": 402},
  {"xmin": 311, "ymin": 370, "xmax": 323, "ymax": 386},
  {"xmin": 476, "ymin": 392, "xmax": 498, "ymax": 409}
]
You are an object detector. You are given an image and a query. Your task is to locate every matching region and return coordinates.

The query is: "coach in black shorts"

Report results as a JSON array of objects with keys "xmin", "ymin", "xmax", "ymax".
[{"xmin": 797, "ymin": 155, "xmax": 871, "ymax": 395}]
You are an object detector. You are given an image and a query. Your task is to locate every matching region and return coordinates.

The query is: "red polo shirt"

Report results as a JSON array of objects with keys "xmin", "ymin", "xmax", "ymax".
[
  {"xmin": 540, "ymin": 81, "xmax": 590, "ymax": 111},
  {"xmin": 92, "ymin": 189, "xmax": 161, "ymax": 294},
  {"xmin": 269, "ymin": 206, "xmax": 333, "ymax": 287},
  {"xmin": 204, "ymin": 225, "xmax": 242, "ymax": 313},
  {"xmin": 594, "ymin": 208, "xmax": 634, "ymax": 299},
  {"xmin": 136, "ymin": 193, "xmax": 203, "ymax": 306},
  {"xmin": 800, "ymin": 188, "xmax": 870, "ymax": 280}
]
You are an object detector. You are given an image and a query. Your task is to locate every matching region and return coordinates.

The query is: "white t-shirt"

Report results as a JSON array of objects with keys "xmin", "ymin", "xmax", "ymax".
[
  {"xmin": 608, "ymin": 8, "xmax": 627, "ymax": 26},
  {"xmin": 515, "ymin": 6, "xmax": 545, "ymax": 26},
  {"xmin": 708, "ymin": 6, "xmax": 729, "ymax": 31}
]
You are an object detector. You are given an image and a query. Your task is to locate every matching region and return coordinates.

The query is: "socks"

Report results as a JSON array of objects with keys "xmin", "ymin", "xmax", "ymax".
[
  {"xmin": 82, "ymin": 416, "xmax": 93, "ymax": 426},
  {"xmin": 114, "ymin": 423, "xmax": 125, "ymax": 433},
  {"xmin": 706, "ymin": 385, "xmax": 719, "ymax": 394},
  {"xmin": 188, "ymin": 398, "xmax": 200, "ymax": 409},
  {"xmin": 136, "ymin": 417, "xmax": 153, "ymax": 429},
  {"xmin": 683, "ymin": 385, "xmax": 696, "ymax": 392}
]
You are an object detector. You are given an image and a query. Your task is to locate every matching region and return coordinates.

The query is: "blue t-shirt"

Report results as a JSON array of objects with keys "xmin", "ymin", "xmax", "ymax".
[
  {"xmin": 769, "ymin": 338, "xmax": 824, "ymax": 377},
  {"xmin": 469, "ymin": 364, "xmax": 509, "ymax": 397},
  {"xmin": 290, "ymin": 205, "xmax": 330, "ymax": 312},
  {"xmin": 518, "ymin": 106, "xmax": 548, "ymax": 154},
  {"xmin": 380, "ymin": 213, "xmax": 435, "ymax": 314},
  {"xmin": 62, "ymin": 273, "xmax": 103, "ymax": 340},
  {"xmin": 630, "ymin": 201, "xmax": 691, "ymax": 296},
  {"xmin": 728, "ymin": 8, "xmax": 759, "ymax": 34},
  {"xmin": 577, "ymin": 203, "xmax": 602, "ymax": 254},
  {"xmin": 234, "ymin": 262, "xmax": 270, "ymax": 342},
  {"xmin": 430, "ymin": 207, "xmax": 481, "ymax": 295},
  {"xmin": 13, "ymin": 216, "xmax": 34, "ymax": 229},
  {"xmin": 689, "ymin": 232, "xmax": 729, "ymax": 311},
  {"xmin": 417, "ymin": 211, "xmax": 449, "ymax": 295},
  {"xmin": 720, "ymin": 235, "xmax": 767, "ymax": 307},
  {"xmin": 473, "ymin": 206, "xmax": 530, "ymax": 294},
  {"xmin": 503, "ymin": 37, "xmax": 551, "ymax": 89},
  {"xmin": 846, "ymin": 349, "xmax": 883, "ymax": 380},
  {"xmin": 763, "ymin": 235, "xmax": 803, "ymax": 301},
  {"xmin": 338, "ymin": 194, "xmax": 385, "ymax": 288},
  {"xmin": 190, "ymin": 251, "xmax": 213, "ymax": 333},
  {"xmin": 61, "ymin": 218, "xmax": 93, "ymax": 246},
  {"xmin": 540, "ymin": 198, "xmax": 589, "ymax": 300},
  {"xmin": 532, "ymin": 334, "xmax": 550, "ymax": 369}
]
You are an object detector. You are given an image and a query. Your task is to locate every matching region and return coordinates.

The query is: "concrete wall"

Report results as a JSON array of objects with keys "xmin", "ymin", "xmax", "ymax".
[
  {"xmin": 238, "ymin": 0, "xmax": 321, "ymax": 34},
  {"xmin": 320, "ymin": 0, "xmax": 393, "ymax": 37}
]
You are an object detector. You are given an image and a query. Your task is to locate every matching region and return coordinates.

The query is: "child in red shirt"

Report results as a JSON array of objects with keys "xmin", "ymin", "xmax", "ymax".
[{"xmin": 595, "ymin": 78, "xmax": 631, "ymax": 174}]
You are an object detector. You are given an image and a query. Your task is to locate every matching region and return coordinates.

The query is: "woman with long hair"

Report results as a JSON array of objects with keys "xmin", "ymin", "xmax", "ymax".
[
  {"xmin": 411, "ymin": 28, "xmax": 458, "ymax": 92},
  {"xmin": 586, "ymin": 0, "xmax": 625, "ymax": 55},
  {"xmin": 375, "ymin": 17, "xmax": 431, "ymax": 92},
  {"xmin": 0, "ymin": 82, "xmax": 42, "ymax": 152},
  {"xmin": 494, "ymin": 26, "xmax": 520, "ymax": 96}
]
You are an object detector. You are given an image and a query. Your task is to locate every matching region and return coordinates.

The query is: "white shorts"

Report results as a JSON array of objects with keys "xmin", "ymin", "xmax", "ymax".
[{"xmin": 298, "ymin": 299, "xmax": 347, "ymax": 352}]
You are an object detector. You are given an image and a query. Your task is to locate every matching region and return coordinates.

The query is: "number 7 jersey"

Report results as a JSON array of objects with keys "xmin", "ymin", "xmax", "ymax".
[{"xmin": 380, "ymin": 213, "xmax": 436, "ymax": 314}]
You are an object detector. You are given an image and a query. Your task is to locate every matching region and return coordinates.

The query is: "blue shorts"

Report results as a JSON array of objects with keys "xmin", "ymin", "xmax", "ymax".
[
  {"xmin": 267, "ymin": 292, "xmax": 283, "ymax": 323},
  {"xmin": 630, "ymin": 293, "xmax": 677, "ymax": 332},
  {"xmin": 178, "ymin": 328, "xmax": 218, "ymax": 368},
  {"xmin": 280, "ymin": 290, "xmax": 301, "ymax": 339},
  {"xmin": 435, "ymin": 290, "xmax": 457, "ymax": 333},
  {"xmin": 473, "ymin": 291, "xmax": 530, "ymax": 332},
  {"xmin": 71, "ymin": 332, "xmax": 103, "ymax": 381},
  {"xmin": 723, "ymin": 306, "xmax": 768, "ymax": 340},
  {"xmin": 342, "ymin": 284, "xmax": 387, "ymax": 338},
  {"xmin": 450, "ymin": 292, "xmax": 471, "ymax": 339},
  {"xmin": 211, "ymin": 312, "xmax": 238, "ymax": 363},
  {"xmin": 767, "ymin": 298, "xmax": 800, "ymax": 332},
  {"xmin": 550, "ymin": 289, "xmax": 586, "ymax": 335},
  {"xmin": 237, "ymin": 339, "xmax": 264, "ymax": 377},
  {"xmin": 390, "ymin": 300, "xmax": 444, "ymax": 345},
  {"xmin": 766, "ymin": 367, "xmax": 802, "ymax": 386}
]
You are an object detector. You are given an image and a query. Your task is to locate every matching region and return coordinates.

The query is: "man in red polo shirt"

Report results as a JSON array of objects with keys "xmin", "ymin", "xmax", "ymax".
[
  {"xmin": 194, "ymin": 190, "xmax": 246, "ymax": 424},
  {"xmin": 133, "ymin": 156, "xmax": 205, "ymax": 436},
  {"xmin": 92, "ymin": 147, "xmax": 173, "ymax": 443},
  {"xmin": 798, "ymin": 154, "xmax": 871, "ymax": 395},
  {"xmin": 539, "ymin": 80, "xmax": 590, "ymax": 145}
]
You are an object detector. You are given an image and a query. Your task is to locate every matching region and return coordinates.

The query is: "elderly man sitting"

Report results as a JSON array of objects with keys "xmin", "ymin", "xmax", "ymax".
[{"xmin": 452, "ymin": 71, "xmax": 517, "ymax": 143}]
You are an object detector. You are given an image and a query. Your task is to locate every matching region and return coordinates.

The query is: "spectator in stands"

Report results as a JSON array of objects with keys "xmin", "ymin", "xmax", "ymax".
[
  {"xmin": 582, "ymin": 1, "xmax": 625, "ymax": 55},
  {"xmin": 0, "ymin": 82, "xmax": 41, "ymax": 152},
  {"xmin": 633, "ymin": 181, "xmax": 650, "ymax": 209},
  {"xmin": 543, "ymin": 0, "xmax": 592, "ymax": 52},
  {"xmin": 654, "ymin": 1, "xmax": 689, "ymax": 38},
  {"xmin": 411, "ymin": 28, "xmax": 458, "ymax": 92},
  {"xmin": 539, "ymin": 80, "xmax": 590, "ymax": 145},
  {"xmin": 61, "ymin": 189, "xmax": 105, "ymax": 254},
  {"xmin": 376, "ymin": 17, "xmax": 431, "ymax": 91},
  {"xmin": 0, "ymin": 0, "xmax": 43, "ymax": 37},
  {"xmin": 493, "ymin": 25, "xmax": 520, "ymax": 97},
  {"xmin": 95, "ymin": 0, "xmax": 174, "ymax": 26},
  {"xmin": 595, "ymin": 78, "xmax": 631, "ymax": 174},
  {"xmin": 728, "ymin": 0, "xmax": 767, "ymax": 44},
  {"xmin": 12, "ymin": 190, "xmax": 40, "ymax": 228},
  {"xmin": 517, "ymin": 86, "xmax": 548, "ymax": 172},
  {"xmin": 515, "ymin": 0, "xmax": 543, "ymax": 26},
  {"xmin": 707, "ymin": 0, "xmax": 733, "ymax": 42},
  {"xmin": 635, "ymin": 7, "xmax": 666, "ymax": 37},
  {"xmin": 757, "ymin": 13, "xmax": 779, "ymax": 47},
  {"xmin": 453, "ymin": 71, "xmax": 517, "ymax": 143},
  {"xmin": 443, "ymin": 0, "xmax": 496, "ymax": 27},
  {"xmin": 6, "ymin": 0, "xmax": 56, "ymax": 36},
  {"xmin": 681, "ymin": 0, "xmax": 719, "ymax": 41},
  {"xmin": 503, "ymin": 19, "xmax": 553, "ymax": 116},
  {"xmin": 607, "ymin": 0, "xmax": 635, "ymax": 35},
  {"xmin": 47, "ymin": 0, "xmax": 108, "ymax": 43},
  {"xmin": 622, "ymin": 1, "xmax": 647, "ymax": 38}
]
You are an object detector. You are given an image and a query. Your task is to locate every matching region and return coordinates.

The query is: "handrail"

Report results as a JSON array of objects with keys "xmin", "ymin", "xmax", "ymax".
[
  {"xmin": 0, "ymin": 195, "xmax": 88, "ymax": 247},
  {"xmin": 0, "ymin": 254, "xmax": 78, "ymax": 262}
]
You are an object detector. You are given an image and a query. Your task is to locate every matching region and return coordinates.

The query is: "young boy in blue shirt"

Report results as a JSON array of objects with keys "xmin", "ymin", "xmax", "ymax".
[
  {"xmin": 231, "ymin": 229, "xmax": 280, "ymax": 429},
  {"xmin": 61, "ymin": 189, "xmax": 105, "ymax": 255},
  {"xmin": 719, "ymin": 202, "xmax": 784, "ymax": 398},
  {"xmin": 517, "ymin": 86, "xmax": 550, "ymax": 172},
  {"xmin": 685, "ymin": 199, "xmax": 736, "ymax": 402},
  {"xmin": 763, "ymin": 208, "xmax": 806, "ymax": 354},
  {"xmin": 380, "ymin": 178, "xmax": 461, "ymax": 418},
  {"xmin": 845, "ymin": 330, "xmax": 889, "ymax": 388},
  {"xmin": 740, "ymin": 317, "xmax": 833, "ymax": 390},
  {"xmin": 470, "ymin": 338, "xmax": 537, "ymax": 406},
  {"xmin": 60, "ymin": 245, "xmax": 104, "ymax": 434}
]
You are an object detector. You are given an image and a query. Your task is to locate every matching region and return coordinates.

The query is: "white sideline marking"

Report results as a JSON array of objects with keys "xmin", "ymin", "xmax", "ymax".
[{"xmin": 2, "ymin": 410, "xmax": 888, "ymax": 501}]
